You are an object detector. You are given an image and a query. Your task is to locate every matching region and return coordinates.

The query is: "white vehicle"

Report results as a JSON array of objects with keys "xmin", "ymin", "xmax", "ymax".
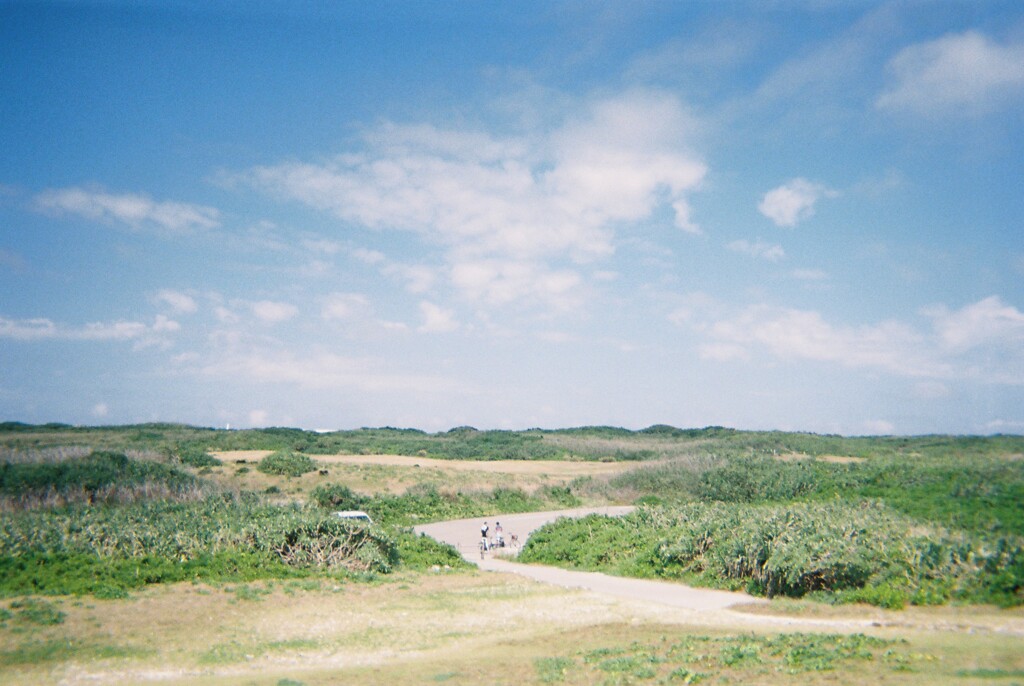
[{"xmin": 332, "ymin": 510, "xmax": 373, "ymax": 523}]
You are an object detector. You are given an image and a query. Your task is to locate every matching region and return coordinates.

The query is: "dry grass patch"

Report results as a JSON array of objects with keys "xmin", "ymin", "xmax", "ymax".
[
  {"xmin": 3, "ymin": 572, "xmax": 1024, "ymax": 685},
  {"xmin": 206, "ymin": 451, "xmax": 641, "ymax": 500}
]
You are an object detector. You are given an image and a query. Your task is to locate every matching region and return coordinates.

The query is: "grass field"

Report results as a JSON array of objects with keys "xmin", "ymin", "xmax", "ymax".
[
  {"xmin": 1, "ymin": 571, "xmax": 1021, "ymax": 685},
  {"xmin": 205, "ymin": 450, "xmax": 636, "ymax": 499},
  {"xmin": 1, "ymin": 423, "xmax": 1023, "ymax": 684}
]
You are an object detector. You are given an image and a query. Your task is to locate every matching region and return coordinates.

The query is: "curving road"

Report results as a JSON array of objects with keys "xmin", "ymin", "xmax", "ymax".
[{"xmin": 414, "ymin": 506, "xmax": 762, "ymax": 612}]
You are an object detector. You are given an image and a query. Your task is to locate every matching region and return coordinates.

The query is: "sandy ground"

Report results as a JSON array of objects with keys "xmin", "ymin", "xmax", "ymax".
[
  {"xmin": 416, "ymin": 506, "xmax": 754, "ymax": 611},
  {"xmin": 213, "ymin": 451, "xmax": 637, "ymax": 478},
  {"xmin": 415, "ymin": 508, "xmax": 1024, "ymax": 634},
  {"xmin": 6, "ymin": 507, "xmax": 1022, "ymax": 686}
]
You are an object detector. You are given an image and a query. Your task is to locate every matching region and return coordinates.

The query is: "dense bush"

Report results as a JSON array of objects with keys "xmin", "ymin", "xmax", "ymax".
[
  {"xmin": 696, "ymin": 457, "xmax": 819, "ymax": 502},
  {"xmin": 257, "ymin": 451, "xmax": 317, "ymax": 477},
  {"xmin": 0, "ymin": 451, "xmax": 203, "ymax": 509},
  {"xmin": 309, "ymin": 483, "xmax": 366, "ymax": 510},
  {"xmin": 4, "ymin": 421, "xmax": 1023, "ymax": 465},
  {"xmin": 393, "ymin": 530, "xmax": 470, "ymax": 570},
  {"xmin": 175, "ymin": 447, "xmax": 221, "ymax": 468},
  {"xmin": 0, "ymin": 494, "xmax": 398, "ymax": 596},
  {"xmin": 519, "ymin": 503, "xmax": 1024, "ymax": 607}
]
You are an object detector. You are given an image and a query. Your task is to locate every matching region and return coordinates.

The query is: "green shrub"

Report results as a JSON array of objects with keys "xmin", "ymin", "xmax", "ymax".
[
  {"xmin": 0, "ymin": 451, "xmax": 201, "ymax": 509},
  {"xmin": 393, "ymin": 531, "xmax": 470, "ymax": 570},
  {"xmin": 520, "ymin": 502, "xmax": 1024, "ymax": 607},
  {"xmin": 0, "ymin": 494, "xmax": 399, "ymax": 595},
  {"xmin": 9, "ymin": 598, "xmax": 65, "ymax": 625},
  {"xmin": 177, "ymin": 448, "xmax": 221, "ymax": 468},
  {"xmin": 258, "ymin": 451, "xmax": 317, "ymax": 477},
  {"xmin": 309, "ymin": 484, "xmax": 365, "ymax": 510},
  {"xmin": 696, "ymin": 457, "xmax": 817, "ymax": 502}
]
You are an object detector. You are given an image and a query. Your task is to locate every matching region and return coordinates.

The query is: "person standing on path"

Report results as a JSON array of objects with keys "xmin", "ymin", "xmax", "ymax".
[{"xmin": 480, "ymin": 521, "xmax": 489, "ymax": 550}]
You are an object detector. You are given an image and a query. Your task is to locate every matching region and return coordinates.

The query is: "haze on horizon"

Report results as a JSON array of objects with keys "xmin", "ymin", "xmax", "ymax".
[{"xmin": 1, "ymin": 2, "xmax": 1022, "ymax": 436}]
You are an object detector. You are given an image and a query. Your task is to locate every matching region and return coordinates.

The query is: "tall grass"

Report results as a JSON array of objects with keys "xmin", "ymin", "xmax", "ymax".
[
  {"xmin": 519, "ymin": 503, "xmax": 1024, "ymax": 608},
  {"xmin": 0, "ymin": 450, "xmax": 210, "ymax": 512}
]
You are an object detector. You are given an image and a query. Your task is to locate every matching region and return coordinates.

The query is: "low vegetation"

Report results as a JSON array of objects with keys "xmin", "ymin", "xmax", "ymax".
[
  {"xmin": 256, "ymin": 450, "xmax": 318, "ymax": 477},
  {"xmin": 520, "ymin": 502, "xmax": 1024, "ymax": 607},
  {"xmin": 534, "ymin": 632, "xmax": 912, "ymax": 683},
  {"xmin": 1, "ymin": 422, "xmax": 1022, "ymax": 611}
]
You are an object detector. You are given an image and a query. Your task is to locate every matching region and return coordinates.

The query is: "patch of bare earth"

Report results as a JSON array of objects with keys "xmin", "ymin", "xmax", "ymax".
[
  {"xmin": 208, "ymin": 451, "xmax": 641, "ymax": 497},
  {"xmin": 8, "ymin": 570, "xmax": 1023, "ymax": 686}
]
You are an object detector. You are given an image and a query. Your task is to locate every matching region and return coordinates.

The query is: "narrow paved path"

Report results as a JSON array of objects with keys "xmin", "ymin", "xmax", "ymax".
[{"xmin": 414, "ymin": 507, "xmax": 762, "ymax": 611}]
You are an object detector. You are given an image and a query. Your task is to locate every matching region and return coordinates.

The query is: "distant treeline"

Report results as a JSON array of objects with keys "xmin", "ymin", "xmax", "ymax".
[{"xmin": 2, "ymin": 421, "xmax": 1022, "ymax": 462}]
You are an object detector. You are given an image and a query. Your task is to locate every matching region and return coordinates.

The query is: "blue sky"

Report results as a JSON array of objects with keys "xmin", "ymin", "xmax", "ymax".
[{"xmin": 2, "ymin": 1, "xmax": 1023, "ymax": 434}]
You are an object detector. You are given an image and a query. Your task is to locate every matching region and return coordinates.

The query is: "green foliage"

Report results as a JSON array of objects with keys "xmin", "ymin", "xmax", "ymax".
[
  {"xmin": 521, "ymin": 503, "xmax": 1024, "ymax": 607},
  {"xmin": 0, "ymin": 638, "xmax": 147, "ymax": 667},
  {"xmin": 364, "ymin": 484, "xmax": 552, "ymax": 526},
  {"xmin": 539, "ymin": 485, "xmax": 581, "ymax": 508},
  {"xmin": 176, "ymin": 447, "xmax": 221, "ymax": 467},
  {"xmin": 309, "ymin": 483, "xmax": 365, "ymax": 510},
  {"xmin": 3, "ymin": 421, "xmax": 1022, "ymax": 466},
  {"xmin": 0, "ymin": 450, "xmax": 202, "ymax": 509},
  {"xmin": 392, "ymin": 531, "xmax": 470, "ymax": 570},
  {"xmin": 697, "ymin": 457, "xmax": 818, "ymax": 502},
  {"xmin": 539, "ymin": 633, "xmax": 905, "ymax": 684},
  {"xmin": 257, "ymin": 451, "xmax": 317, "ymax": 477},
  {"xmin": 0, "ymin": 494, "xmax": 398, "ymax": 596},
  {"xmin": 8, "ymin": 598, "xmax": 65, "ymax": 625}
]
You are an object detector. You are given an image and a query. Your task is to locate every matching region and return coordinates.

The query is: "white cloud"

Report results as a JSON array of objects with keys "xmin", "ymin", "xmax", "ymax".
[
  {"xmin": 35, "ymin": 186, "xmax": 220, "ymax": 234},
  {"xmin": 382, "ymin": 263, "xmax": 436, "ymax": 294},
  {"xmin": 726, "ymin": 239, "xmax": 785, "ymax": 261},
  {"xmin": 301, "ymin": 238, "xmax": 344, "ymax": 255},
  {"xmin": 352, "ymin": 248, "xmax": 387, "ymax": 265},
  {"xmin": 926, "ymin": 295, "xmax": 1024, "ymax": 352},
  {"xmin": 700, "ymin": 304, "xmax": 940, "ymax": 376},
  {"xmin": 92, "ymin": 402, "xmax": 109, "ymax": 418},
  {"xmin": 876, "ymin": 31, "xmax": 1024, "ymax": 116},
  {"xmin": 248, "ymin": 409, "xmax": 269, "ymax": 427},
  {"xmin": 450, "ymin": 258, "xmax": 583, "ymax": 308},
  {"xmin": 418, "ymin": 301, "xmax": 458, "ymax": 333},
  {"xmin": 0, "ymin": 315, "xmax": 177, "ymax": 344},
  {"xmin": 242, "ymin": 90, "xmax": 706, "ymax": 308},
  {"xmin": 214, "ymin": 306, "xmax": 240, "ymax": 324},
  {"xmin": 197, "ymin": 350, "xmax": 469, "ymax": 394},
  {"xmin": 154, "ymin": 289, "xmax": 198, "ymax": 314},
  {"xmin": 321, "ymin": 293, "xmax": 370, "ymax": 321},
  {"xmin": 152, "ymin": 315, "xmax": 180, "ymax": 333},
  {"xmin": 688, "ymin": 296, "xmax": 1024, "ymax": 385},
  {"xmin": 249, "ymin": 300, "xmax": 298, "ymax": 324},
  {"xmin": 984, "ymin": 419, "xmax": 1024, "ymax": 432},
  {"xmin": 758, "ymin": 178, "xmax": 837, "ymax": 227}
]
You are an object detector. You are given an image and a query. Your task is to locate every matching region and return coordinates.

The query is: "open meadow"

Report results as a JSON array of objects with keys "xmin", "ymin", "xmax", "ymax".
[{"xmin": 1, "ymin": 423, "xmax": 1022, "ymax": 684}]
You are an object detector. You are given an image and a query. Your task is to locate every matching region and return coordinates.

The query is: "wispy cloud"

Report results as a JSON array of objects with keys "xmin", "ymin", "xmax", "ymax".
[
  {"xmin": 726, "ymin": 239, "xmax": 785, "ymax": 261},
  {"xmin": 758, "ymin": 178, "xmax": 837, "ymax": 228},
  {"xmin": 240, "ymin": 90, "xmax": 706, "ymax": 308},
  {"xmin": 154, "ymin": 289, "xmax": 198, "ymax": 314},
  {"xmin": 926, "ymin": 295, "xmax": 1024, "ymax": 354},
  {"xmin": 418, "ymin": 301, "xmax": 458, "ymax": 333},
  {"xmin": 876, "ymin": 31, "xmax": 1024, "ymax": 117},
  {"xmin": 0, "ymin": 315, "xmax": 178, "ymax": 345},
  {"xmin": 35, "ymin": 186, "xmax": 220, "ymax": 234},
  {"xmin": 196, "ymin": 349, "xmax": 470, "ymax": 394},
  {"xmin": 248, "ymin": 300, "xmax": 298, "ymax": 324},
  {"xmin": 684, "ymin": 296, "xmax": 1024, "ymax": 385}
]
